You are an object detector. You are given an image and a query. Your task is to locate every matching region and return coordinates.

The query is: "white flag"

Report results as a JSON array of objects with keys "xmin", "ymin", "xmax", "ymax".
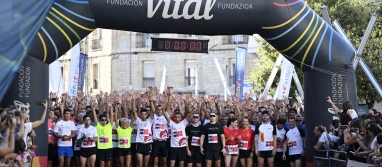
[
  {"xmin": 274, "ymin": 57, "xmax": 294, "ymax": 100},
  {"xmin": 195, "ymin": 64, "xmax": 198, "ymax": 96},
  {"xmin": 49, "ymin": 60, "xmax": 64, "ymax": 96},
  {"xmin": 68, "ymin": 44, "xmax": 80, "ymax": 98}
]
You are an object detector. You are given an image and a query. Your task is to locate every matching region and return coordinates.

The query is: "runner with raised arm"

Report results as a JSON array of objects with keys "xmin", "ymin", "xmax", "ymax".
[
  {"xmin": 132, "ymin": 91, "xmax": 153, "ymax": 167},
  {"xmin": 114, "ymin": 103, "xmax": 135, "ymax": 167},
  {"xmin": 93, "ymin": 100, "xmax": 113, "ymax": 167},
  {"xmin": 254, "ymin": 111, "xmax": 277, "ymax": 167}
]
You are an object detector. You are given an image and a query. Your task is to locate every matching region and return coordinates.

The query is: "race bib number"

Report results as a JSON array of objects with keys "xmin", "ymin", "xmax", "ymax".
[
  {"xmin": 144, "ymin": 135, "xmax": 152, "ymax": 142},
  {"xmin": 288, "ymin": 140, "xmax": 297, "ymax": 149},
  {"xmin": 191, "ymin": 136, "xmax": 200, "ymax": 146},
  {"xmin": 100, "ymin": 136, "xmax": 109, "ymax": 144},
  {"xmin": 265, "ymin": 141, "xmax": 274, "ymax": 149},
  {"xmin": 155, "ymin": 123, "xmax": 165, "ymax": 131},
  {"xmin": 140, "ymin": 129, "xmax": 149, "ymax": 136},
  {"xmin": 119, "ymin": 138, "xmax": 129, "ymax": 146},
  {"xmin": 276, "ymin": 142, "xmax": 283, "ymax": 149},
  {"xmin": 83, "ymin": 140, "xmax": 92, "ymax": 146},
  {"xmin": 208, "ymin": 134, "xmax": 218, "ymax": 143},
  {"xmin": 226, "ymin": 145, "xmax": 239, "ymax": 154},
  {"xmin": 239, "ymin": 140, "xmax": 249, "ymax": 150},
  {"xmin": 173, "ymin": 129, "xmax": 183, "ymax": 138}
]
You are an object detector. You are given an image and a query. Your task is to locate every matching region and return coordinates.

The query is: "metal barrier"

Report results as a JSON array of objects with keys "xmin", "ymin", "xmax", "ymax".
[{"xmin": 314, "ymin": 150, "xmax": 348, "ymax": 167}]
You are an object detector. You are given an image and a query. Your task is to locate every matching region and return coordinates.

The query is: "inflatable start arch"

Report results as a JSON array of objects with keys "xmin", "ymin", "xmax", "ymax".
[{"xmin": 3, "ymin": 0, "xmax": 358, "ymax": 166}]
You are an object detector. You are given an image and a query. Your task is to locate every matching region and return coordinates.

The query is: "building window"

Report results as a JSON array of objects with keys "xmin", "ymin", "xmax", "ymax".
[
  {"xmin": 91, "ymin": 29, "xmax": 102, "ymax": 51},
  {"xmin": 222, "ymin": 35, "xmax": 249, "ymax": 45},
  {"xmin": 93, "ymin": 64, "xmax": 98, "ymax": 89},
  {"xmin": 179, "ymin": 34, "xmax": 199, "ymax": 39},
  {"xmin": 80, "ymin": 40, "xmax": 86, "ymax": 53},
  {"xmin": 136, "ymin": 33, "xmax": 158, "ymax": 48},
  {"xmin": 143, "ymin": 61, "xmax": 155, "ymax": 88},
  {"xmin": 185, "ymin": 60, "xmax": 197, "ymax": 87},
  {"xmin": 230, "ymin": 59, "xmax": 236, "ymax": 87}
]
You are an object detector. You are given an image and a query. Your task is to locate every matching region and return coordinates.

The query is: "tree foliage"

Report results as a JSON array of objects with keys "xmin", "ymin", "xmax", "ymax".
[{"xmin": 250, "ymin": 0, "xmax": 382, "ymax": 108}]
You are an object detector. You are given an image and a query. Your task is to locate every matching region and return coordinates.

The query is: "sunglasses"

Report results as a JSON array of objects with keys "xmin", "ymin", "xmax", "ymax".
[
  {"xmin": 101, "ymin": 118, "xmax": 107, "ymax": 121},
  {"xmin": 193, "ymin": 116, "xmax": 199, "ymax": 118},
  {"xmin": 210, "ymin": 115, "xmax": 216, "ymax": 117},
  {"xmin": 295, "ymin": 120, "xmax": 302, "ymax": 122}
]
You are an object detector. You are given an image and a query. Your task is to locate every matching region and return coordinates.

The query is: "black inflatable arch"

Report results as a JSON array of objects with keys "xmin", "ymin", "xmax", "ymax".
[{"xmin": 25, "ymin": 0, "xmax": 358, "ymax": 165}]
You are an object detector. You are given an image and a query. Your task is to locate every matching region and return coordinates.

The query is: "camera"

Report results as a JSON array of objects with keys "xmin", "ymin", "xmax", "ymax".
[
  {"xmin": 37, "ymin": 101, "xmax": 46, "ymax": 105},
  {"xmin": 6, "ymin": 111, "xmax": 13, "ymax": 119},
  {"xmin": 339, "ymin": 125, "xmax": 347, "ymax": 130},
  {"xmin": 325, "ymin": 97, "xmax": 329, "ymax": 100}
]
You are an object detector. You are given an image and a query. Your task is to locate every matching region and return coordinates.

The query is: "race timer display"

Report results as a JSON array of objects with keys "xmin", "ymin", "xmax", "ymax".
[{"xmin": 151, "ymin": 37, "xmax": 209, "ymax": 53}]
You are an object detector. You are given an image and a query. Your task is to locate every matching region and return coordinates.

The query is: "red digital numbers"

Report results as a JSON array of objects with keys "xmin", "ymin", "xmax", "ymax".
[
  {"xmin": 181, "ymin": 42, "xmax": 186, "ymax": 50},
  {"xmin": 165, "ymin": 41, "xmax": 171, "ymax": 49},
  {"xmin": 163, "ymin": 40, "xmax": 203, "ymax": 52},
  {"xmin": 190, "ymin": 42, "xmax": 195, "ymax": 50},
  {"xmin": 196, "ymin": 42, "xmax": 202, "ymax": 51}
]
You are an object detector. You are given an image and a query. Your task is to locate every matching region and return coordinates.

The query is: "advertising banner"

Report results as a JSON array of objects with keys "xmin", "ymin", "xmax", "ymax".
[
  {"xmin": 1, "ymin": 55, "xmax": 49, "ymax": 167},
  {"xmin": 274, "ymin": 57, "xmax": 294, "ymax": 100},
  {"xmin": 77, "ymin": 54, "xmax": 87, "ymax": 92},
  {"xmin": 68, "ymin": 44, "xmax": 80, "ymax": 98},
  {"xmin": 235, "ymin": 47, "xmax": 246, "ymax": 99},
  {"xmin": 49, "ymin": 60, "xmax": 64, "ymax": 95}
]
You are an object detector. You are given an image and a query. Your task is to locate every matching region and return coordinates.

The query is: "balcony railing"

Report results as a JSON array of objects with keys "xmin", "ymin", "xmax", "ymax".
[
  {"xmin": 185, "ymin": 76, "xmax": 196, "ymax": 87},
  {"xmin": 222, "ymin": 35, "xmax": 249, "ymax": 45},
  {"xmin": 143, "ymin": 77, "xmax": 155, "ymax": 88}
]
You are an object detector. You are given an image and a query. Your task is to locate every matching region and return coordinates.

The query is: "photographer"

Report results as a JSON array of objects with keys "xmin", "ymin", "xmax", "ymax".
[
  {"xmin": 326, "ymin": 97, "xmax": 358, "ymax": 120},
  {"xmin": 0, "ymin": 112, "xmax": 16, "ymax": 157}
]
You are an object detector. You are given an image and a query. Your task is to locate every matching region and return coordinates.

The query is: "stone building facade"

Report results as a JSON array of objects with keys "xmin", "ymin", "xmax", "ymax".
[{"xmin": 59, "ymin": 29, "xmax": 258, "ymax": 95}]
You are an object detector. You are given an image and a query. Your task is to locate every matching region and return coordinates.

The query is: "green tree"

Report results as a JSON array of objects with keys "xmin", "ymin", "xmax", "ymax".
[{"xmin": 250, "ymin": 0, "xmax": 382, "ymax": 108}]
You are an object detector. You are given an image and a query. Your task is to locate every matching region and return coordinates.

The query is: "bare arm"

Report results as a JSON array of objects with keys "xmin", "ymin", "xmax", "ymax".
[
  {"xmin": 32, "ymin": 100, "xmax": 48, "ymax": 129},
  {"xmin": 92, "ymin": 107, "xmax": 98, "ymax": 125},
  {"xmin": 327, "ymin": 97, "xmax": 341, "ymax": 115}
]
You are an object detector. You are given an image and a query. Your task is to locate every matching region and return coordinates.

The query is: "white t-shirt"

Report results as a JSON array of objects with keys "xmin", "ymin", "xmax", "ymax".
[
  {"xmin": 255, "ymin": 123, "xmax": 276, "ymax": 151},
  {"xmin": 23, "ymin": 122, "xmax": 32, "ymax": 150},
  {"xmin": 276, "ymin": 127, "xmax": 286, "ymax": 152},
  {"xmin": 371, "ymin": 136, "xmax": 377, "ymax": 150},
  {"xmin": 318, "ymin": 132, "xmax": 330, "ymax": 150},
  {"xmin": 131, "ymin": 119, "xmax": 138, "ymax": 143},
  {"xmin": 136, "ymin": 117, "xmax": 153, "ymax": 143},
  {"xmin": 54, "ymin": 120, "xmax": 76, "ymax": 147},
  {"xmin": 77, "ymin": 126, "xmax": 98, "ymax": 148},
  {"xmin": 112, "ymin": 120, "xmax": 119, "ymax": 148},
  {"xmin": 170, "ymin": 119, "xmax": 188, "ymax": 148},
  {"xmin": 285, "ymin": 127, "xmax": 305, "ymax": 155},
  {"xmin": 347, "ymin": 109, "xmax": 358, "ymax": 119},
  {"xmin": 74, "ymin": 124, "xmax": 85, "ymax": 151},
  {"xmin": 152, "ymin": 114, "xmax": 169, "ymax": 139}
]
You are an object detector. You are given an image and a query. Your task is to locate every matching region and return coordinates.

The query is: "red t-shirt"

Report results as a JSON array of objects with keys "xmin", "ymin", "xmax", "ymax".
[
  {"xmin": 224, "ymin": 128, "xmax": 240, "ymax": 145},
  {"xmin": 239, "ymin": 128, "xmax": 254, "ymax": 150},
  {"xmin": 48, "ymin": 120, "xmax": 56, "ymax": 144}
]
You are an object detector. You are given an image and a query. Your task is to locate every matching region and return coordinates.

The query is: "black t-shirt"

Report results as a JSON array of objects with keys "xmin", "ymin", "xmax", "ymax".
[
  {"xmin": 201, "ymin": 123, "xmax": 224, "ymax": 152},
  {"xmin": 186, "ymin": 124, "xmax": 203, "ymax": 151}
]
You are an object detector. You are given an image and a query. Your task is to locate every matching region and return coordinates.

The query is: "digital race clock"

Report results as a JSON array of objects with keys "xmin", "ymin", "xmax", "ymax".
[{"xmin": 151, "ymin": 37, "xmax": 209, "ymax": 53}]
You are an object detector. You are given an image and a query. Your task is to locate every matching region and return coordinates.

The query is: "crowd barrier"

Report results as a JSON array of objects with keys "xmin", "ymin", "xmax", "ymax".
[{"xmin": 314, "ymin": 150, "xmax": 375, "ymax": 167}]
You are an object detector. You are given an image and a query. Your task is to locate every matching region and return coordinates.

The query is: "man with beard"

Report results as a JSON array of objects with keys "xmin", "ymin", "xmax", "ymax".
[
  {"xmin": 200, "ymin": 112, "xmax": 226, "ymax": 167},
  {"xmin": 254, "ymin": 111, "xmax": 277, "ymax": 167},
  {"xmin": 164, "ymin": 110, "xmax": 192, "ymax": 167},
  {"xmin": 283, "ymin": 117, "xmax": 305, "ymax": 167},
  {"xmin": 275, "ymin": 118, "xmax": 288, "ymax": 167},
  {"xmin": 186, "ymin": 113, "xmax": 203, "ymax": 167}
]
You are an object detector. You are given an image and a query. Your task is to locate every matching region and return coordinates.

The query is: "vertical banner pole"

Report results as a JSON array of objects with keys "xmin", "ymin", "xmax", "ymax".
[
  {"xmin": 195, "ymin": 64, "xmax": 198, "ymax": 96},
  {"xmin": 159, "ymin": 66, "xmax": 166, "ymax": 94},
  {"xmin": 213, "ymin": 57, "xmax": 231, "ymax": 99}
]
